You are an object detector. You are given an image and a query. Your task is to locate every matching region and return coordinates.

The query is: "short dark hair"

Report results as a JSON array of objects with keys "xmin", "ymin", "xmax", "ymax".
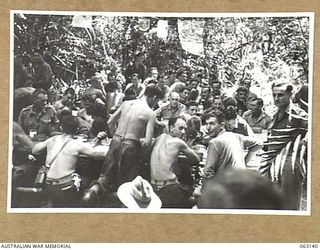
[
  {"xmin": 168, "ymin": 116, "xmax": 186, "ymax": 129},
  {"xmin": 271, "ymin": 82, "xmax": 293, "ymax": 93},
  {"xmin": 64, "ymin": 87, "xmax": 75, "ymax": 96},
  {"xmin": 236, "ymin": 86, "xmax": 249, "ymax": 94},
  {"xmin": 222, "ymin": 96, "xmax": 237, "ymax": 108},
  {"xmin": 198, "ymin": 169, "xmax": 284, "ymax": 209},
  {"xmin": 61, "ymin": 115, "xmax": 79, "ymax": 135},
  {"xmin": 252, "ymin": 97, "xmax": 264, "ymax": 107},
  {"xmin": 144, "ymin": 84, "xmax": 163, "ymax": 99},
  {"xmin": 82, "ymin": 93, "xmax": 95, "ymax": 103},
  {"xmin": 206, "ymin": 110, "xmax": 226, "ymax": 124}
]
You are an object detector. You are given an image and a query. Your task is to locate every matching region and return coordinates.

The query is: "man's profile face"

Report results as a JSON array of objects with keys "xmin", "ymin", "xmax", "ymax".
[
  {"xmin": 33, "ymin": 93, "xmax": 48, "ymax": 110},
  {"xmin": 272, "ymin": 86, "xmax": 291, "ymax": 109},
  {"xmin": 206, "ymin": 117, "xmax": 223, "ymax": 138},
  {"xmin": 170, "ymin": 118, "xmax": 187, "ymax": 139},
  {"xmin": 170, "ymin": 93, "xmax": 180, "ymax": 108}
]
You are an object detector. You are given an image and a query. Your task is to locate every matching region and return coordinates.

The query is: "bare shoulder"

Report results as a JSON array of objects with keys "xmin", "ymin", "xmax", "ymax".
[{"xmin": 171, "ymin": 137, "xmax": 187, "ymax": 149}]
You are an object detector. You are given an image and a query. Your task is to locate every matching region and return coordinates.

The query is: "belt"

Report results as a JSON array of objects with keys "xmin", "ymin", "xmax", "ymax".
[
  {"xmin": 151, "ymin": 178, "xmax": 178, "ymax": 189},
  {"xmin": 46, "ymin": 174, "xmax": 74, "ymax": 186},
  {"xmin": 113, "ymin": 134, "xmax": 140, "ymax": 145}
]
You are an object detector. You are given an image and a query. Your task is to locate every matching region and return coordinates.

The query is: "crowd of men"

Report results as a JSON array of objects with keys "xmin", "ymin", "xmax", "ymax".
[{"xmin": 12, "ymin": 51, "xmax": 309, "ymax": 210}]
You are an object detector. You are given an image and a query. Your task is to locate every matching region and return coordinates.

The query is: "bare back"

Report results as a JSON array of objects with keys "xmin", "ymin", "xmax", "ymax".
[
  {"xmin": 150, "ymin": 133, "xmax": 184, "ymax": 181},
  {"xmin": 33, "ymin": 134, "xmax": 106, "ymax": 179},
  {"xmin": 114, "ymin": 99, "xmax": 155, "ymax": 141}
]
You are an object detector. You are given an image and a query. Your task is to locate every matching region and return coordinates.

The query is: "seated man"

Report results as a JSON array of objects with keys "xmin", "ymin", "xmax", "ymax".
[
  {"xmin": 150, "ymin": 117, "xmax": 200, "ymax": 208},
  {"xmin": 32, "ymin": 115, "xmax": 107, "ymax": 207},
  {"xmin": 18, "ymin": 88, "xmax": 59, "ymax": 137},
  {"xmin": 155, "ymin": 92, "xmax": 186, "ymax": 121},
  {"xmin": 203, "ymin": 111, "xmax": 262, "ymax": 180},
  {"xmin": 243, "ymin": 97, "xmax": 271, "ymax": 132},
  {"xmin": 54, "ymin": 87, "xmax": 78, "ymax": 112}
]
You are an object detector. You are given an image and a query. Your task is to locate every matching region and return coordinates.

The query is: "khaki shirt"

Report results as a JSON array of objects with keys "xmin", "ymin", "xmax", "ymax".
[{"xmin": 18, "ymin": 105, "xmax": 58, "ymax": 136}]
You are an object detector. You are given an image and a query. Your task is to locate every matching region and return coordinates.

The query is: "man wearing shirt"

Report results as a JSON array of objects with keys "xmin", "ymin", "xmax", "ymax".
[{"xmin": 203, "ymin": 111, "xmax": 262, "ymax": 180}]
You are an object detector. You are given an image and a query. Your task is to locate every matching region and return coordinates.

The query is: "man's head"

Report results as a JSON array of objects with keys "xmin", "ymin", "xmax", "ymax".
[
  {"xmin": 201, "ymin": 86, "xmax": 211, "ymax": 99},
  {"xmin": 224, "ymin": 105, "xmax": 238, "ymax": 131},
  {"xmin": 222, "ymin": 96, "xmax": 237, "ymax": 109},
  {"xmin": 271, "ymin": 82, "xmax": 293, "ymax": 109},
  {"xmin": 236, "ymin": 86, "xmax": 248, "ymax": 102},
  {"xmin": 169, "ymin": 92, "xmax": 180, "ymax": 108},
  {"xmin": 290, "ymin": 63, "xmax": 306, "ymax": 80},
  {"xmin": 198, "ymin": 169, "xmax": 284, "ymax": 209},
  {"xmin": 131, "ymin": 73, "xmax": 139, "ymax": 85},
  {"xmin": 150, "ymin": 67, "xmax": 159, "ymax": 80},
  {"xmin": 186, "ymin": 101, "xmax": 199, "ymax": 116},
  {"xmin": 60, "ymin": 114, "xmax": 79, "ymax": 135},
  {"xmin": 189, "ymin": 78, "xmax": 199, "ymax": 89},
  {"xmin": 134, "ymin": 52, "xmax": 144, "ymax": 64},
  {"xmin": 179, "ymin": 86, "xmax": 190, "ymax": 101},
  {"xmin": 205, "ymin": 111, "xmax": 226, "ymax": 138},
  {"xmin": 82, "ymin": 93, "xmax": 95, "ymax": 111},
  {"xmin": 212, "ymin": 81, "xmax": 222, "ymax": 95},
  {"xmin": 32, "ymin": 88, "xmax": 48, "ymax": 111},
  {"xmin": 169, "ymin": 117, "xmax": 187, "ymax": 139},
  {"xmin": 144, "ymin": 83, "xmax": 163, "ymax": 108},
  {"xmin": 176, "ymin": 68, "xmax": 187, "ymax": 83},
  {"xmin": 248, "ymin": 97, "xmax": 263, "ymax": 114},
  {"xmin": 31, "ymin": 52, "xmax": 44, "ymax": 67},
  {"xmin": 90, "ymin": 76, "xmax": 102, "ymax": 89},
  {"xmin": 62, "ymin": 88, "xmax": 76, "ymax": 106},
  {"xmin": 203, "ymin": 95, "xmax": 214, "ymax": 110},
  {"xmin": 213, "ymin": 96, "xmax": 223, "ymax": 111}
]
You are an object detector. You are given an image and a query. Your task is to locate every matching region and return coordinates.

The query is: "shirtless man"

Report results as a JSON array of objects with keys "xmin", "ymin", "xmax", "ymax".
[
  {"xmin": 150, "ymin": 117, "xmax": 200, "ymax": 208},
  {"xmin": 87, "ymin": 84, "xmax": 163, "ymax": 199},
  {"xmin": 32, "ymin": 115, "xmax": 106, "ymax": 207}
]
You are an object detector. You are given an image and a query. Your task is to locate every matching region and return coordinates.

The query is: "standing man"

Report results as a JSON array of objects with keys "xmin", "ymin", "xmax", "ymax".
[
  {"xmin": 270, "ymin": 82, "xmax": 308, "ymax": 130},
  {"xmin": 86, "ymin": 84, "xmax": 163, "ymax": 200},
  {"xmin": 269, "ymin": 81, "xmax": 308, "ymax": 210},
  {"xmin": 31, "ymin": 53, "xmax": 53, "ymax": 91},
  {"xmin": 150, "ymin": 117, "xmax": 200, "ymax": 208},
  {"xmin": 124, "ymin": 51, "xmax": 146, "ymax": 84},
  {"xmin": 203, "ymin": 111, "xmax": 262, "ymax": 180}
]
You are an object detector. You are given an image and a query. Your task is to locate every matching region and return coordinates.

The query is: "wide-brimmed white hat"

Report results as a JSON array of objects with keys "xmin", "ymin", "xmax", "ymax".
[{"xmin": 117, "ymin": 176, "xmax": 162, "ymax": 209}]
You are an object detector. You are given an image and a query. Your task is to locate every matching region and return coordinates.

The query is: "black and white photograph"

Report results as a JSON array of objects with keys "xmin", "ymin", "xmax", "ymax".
[{"xmin": 8, "ymin": 11, "xmax": 314, "ymax": 214}]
